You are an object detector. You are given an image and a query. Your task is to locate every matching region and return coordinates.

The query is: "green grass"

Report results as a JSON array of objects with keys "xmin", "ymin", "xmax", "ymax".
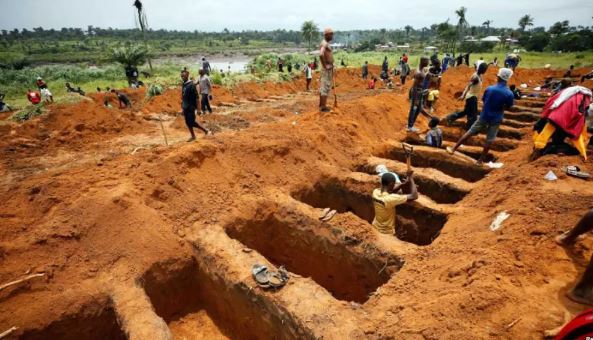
[
  {"xmin": 2, "ymin": 50, "xmax": 592, "ymax": 110},
  {"xmin": 332, "ymin": 51, "xmax": 593, "ymax": 69}
]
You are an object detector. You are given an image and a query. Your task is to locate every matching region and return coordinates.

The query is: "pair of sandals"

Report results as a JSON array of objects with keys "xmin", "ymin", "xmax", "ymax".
[
  {"xmin": 564, "ymin": 165, "xmax": 592, "ymax": 179},
  {"xmin": 319, "ymin": 207, "xmax": 337, "ymax": 222},
  {"xmin": 252, "ymin": 264, "xmax": 289, "ymax": 290}
]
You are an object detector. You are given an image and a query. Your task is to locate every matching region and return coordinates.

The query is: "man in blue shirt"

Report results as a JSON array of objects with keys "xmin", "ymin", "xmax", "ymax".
[{"xmin": 447, "ymin": 68, "xmax": 514, "ymax": 165}]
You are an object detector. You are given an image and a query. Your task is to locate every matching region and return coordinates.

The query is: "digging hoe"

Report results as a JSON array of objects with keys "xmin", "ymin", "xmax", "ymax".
[
  {"xmin": 402, "ymin": 143, "xmax": 414, "ymax": 172},
  {"xmin": 332, "ymin": 71, "xmax": 338, "ymax": 108}
]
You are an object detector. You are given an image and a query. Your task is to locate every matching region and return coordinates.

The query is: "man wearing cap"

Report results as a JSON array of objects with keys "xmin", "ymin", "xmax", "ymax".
[
  {"xmin": 319, "ymin": 28, "xmax": 335, "ymax": 112},
  {"xmin": 372, "ymin": 170, "xmax": 418, "ymax": 235},
  {"xmin": 447, "ymin": 68, "xmax": 515, "ymax": 165}
]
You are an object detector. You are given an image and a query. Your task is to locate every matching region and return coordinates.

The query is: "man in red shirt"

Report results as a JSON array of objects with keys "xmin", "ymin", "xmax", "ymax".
[
  {"xmin": 36, "ymin": 77, "xmax": 53, "ymax": 103},
  {"xmin": 27, "ymin": 89, "xmax": 41, "ymax": 105}
]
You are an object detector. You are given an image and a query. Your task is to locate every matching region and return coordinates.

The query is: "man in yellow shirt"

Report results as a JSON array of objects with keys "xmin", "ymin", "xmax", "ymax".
[{"xmin": 372, "ymin": 171, "xmax": 418, "ymax": 235}]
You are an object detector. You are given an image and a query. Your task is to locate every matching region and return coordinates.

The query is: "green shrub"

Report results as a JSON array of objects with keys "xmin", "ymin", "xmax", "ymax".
[
  {"xmin": 146, "ymin": 83, "xmax": 163, "ymax": 98},
  {"xmin": 11, "ymin": 104, "xmax": 45, "ymax": 122}
]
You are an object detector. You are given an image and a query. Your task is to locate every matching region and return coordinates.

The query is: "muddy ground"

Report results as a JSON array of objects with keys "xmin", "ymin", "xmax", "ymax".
[{"xmin": 1, "ymin": 65, "xmax": 593, "ymax": 339}]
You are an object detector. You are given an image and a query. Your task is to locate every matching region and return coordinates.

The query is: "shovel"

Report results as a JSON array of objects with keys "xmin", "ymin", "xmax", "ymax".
[
  {"xmin": 402, "ymin": 142, "xmax": 414, "ymax": 171},
  {"xmin": 331, "ymin": 70, "xmax": 338, "ymax": 108}
]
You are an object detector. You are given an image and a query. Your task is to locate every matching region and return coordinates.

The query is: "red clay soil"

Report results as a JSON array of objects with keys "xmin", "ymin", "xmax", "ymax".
[{"xmin": 0, "ymin": 64, "xmax": 592, "ymax": 339}]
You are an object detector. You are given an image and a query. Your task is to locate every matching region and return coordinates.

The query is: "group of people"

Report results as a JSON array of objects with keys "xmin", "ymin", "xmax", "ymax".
[
  {"xmin": 179, "ymin": 67, "xmax": 214, "ymax": 141},
  {"xmin": 25, "ymin": 77, "xmax": 54, "ymax": 105}
]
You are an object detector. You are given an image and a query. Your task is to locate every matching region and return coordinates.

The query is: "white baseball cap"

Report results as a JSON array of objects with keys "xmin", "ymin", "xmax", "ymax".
[{"xmin": 497, "ymin": 68, "xmax": 513, "ymax": 81}]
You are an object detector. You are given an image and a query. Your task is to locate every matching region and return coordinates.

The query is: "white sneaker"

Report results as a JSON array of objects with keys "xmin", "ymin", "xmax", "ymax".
[{"xmin": 407, "ymin": 127, "xmax": 419, "ymax": 132}]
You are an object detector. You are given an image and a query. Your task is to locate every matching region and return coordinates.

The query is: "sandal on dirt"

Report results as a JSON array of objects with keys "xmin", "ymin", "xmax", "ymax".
[
  {"xmin": 252, "ymin": 264, "xmax": 289, "ymax": 290},
  {"xmin": 252, "ymin": 264, "xmax": 270, "ymax": 289},
  {"xmin": 446, "ymin": 146, "xmax": 455, "ymax": 155},
  {"xmin": 267, "ymin": 266, "xmax": 289, "ymax": 289},
  {"xmin": 321, "ymin": 209, "xmax": 337, "ymax": 222},
  {"xmin": 319, "ymin": 208, "xmax": 331, "ymax": 220},
  {"xmin": 564, "ymin": 166, "xmax": 592, "ymax": 180}
]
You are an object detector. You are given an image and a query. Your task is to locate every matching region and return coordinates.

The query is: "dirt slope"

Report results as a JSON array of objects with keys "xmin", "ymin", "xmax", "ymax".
[{"xmin": 0, "ymin": 65, "xmax": 592, "ymax": 339}]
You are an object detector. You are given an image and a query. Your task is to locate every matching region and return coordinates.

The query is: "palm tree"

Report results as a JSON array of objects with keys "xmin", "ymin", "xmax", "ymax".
[
  {"xmin": 301, "ymin": 21, "xmax": 319, "ymax": 51},
  {"xmin": 518, "ymin": 15, "xmax": 534, "ymax": 32},
  {"xmin": 482, "ymin": 20, "xmax": 492, "ymax": 35},
  {"xmin": 112, "ymin": 44, "xmax": 149, "ymax": 67},
  {"xmin": 380, "ymin": 28, "xmax": 387, "ymax": 43},
  {"xmin": 455, "ymin": 7, "xmax": 468, "ymax": 53},
  {"xmin": 455, "ymin": 7, "xmax": 468, "ymax": 31},
  {"xmin": 404, "ymin": 25, "xmax": 413, "ymax": 38},
  {"xmin": 133, "ymin": 0, "xmax": 152, "ymax": 70}
]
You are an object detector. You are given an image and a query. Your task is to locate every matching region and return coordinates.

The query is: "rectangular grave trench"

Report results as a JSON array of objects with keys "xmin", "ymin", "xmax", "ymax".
[
  {"xmin": 141, "ymin": 259, "xmax": 299, "ymax": 340},
  {"xmin": 225, "ymin": 214, "xmax": 400, "ymax": 304},
  {"xmin": 19, "ymin": 303, "xmax": 126, "ymax": 340},
  {"xmin": 356, "ymin": 163, "xmax": 469, "ymax": 204},
  {"xmin": 379, "ymin": 147, "xmax": 489, "ymax": 182},
  {"xmin": 293, "ymin": 178, "xmax": 448, "ymax": 246}
]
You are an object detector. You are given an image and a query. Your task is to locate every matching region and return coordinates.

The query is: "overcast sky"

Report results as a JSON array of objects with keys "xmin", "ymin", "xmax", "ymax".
[{"xmin": 1, "ymin": 0, "xmax": 592, "ymax": 32}]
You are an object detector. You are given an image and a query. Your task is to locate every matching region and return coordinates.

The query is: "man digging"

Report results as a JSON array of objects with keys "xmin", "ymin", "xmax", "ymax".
[
  {"xmin": 319, "ymin": 27, "xmax": 335, "ymax": 112},
  {"xmin": 372, "ymin": 146, "xmax": 419, "ymax": 236},
  {"xmin": 447, "ymin": 68, "xmax": 515, "ymax": 165}
]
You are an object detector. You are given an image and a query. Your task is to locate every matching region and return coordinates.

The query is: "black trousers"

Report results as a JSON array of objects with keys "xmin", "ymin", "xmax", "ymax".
[
  {"xmin": 447, "ymin": 96, "xmax": 478, "ymax": 130},
  {"xmin": 201, "ymin": 94, "xmax": 212, "ymax": 114},
  {"xmin": 183, "ymin": 109, "xmax": 207, "ymax": 134}
]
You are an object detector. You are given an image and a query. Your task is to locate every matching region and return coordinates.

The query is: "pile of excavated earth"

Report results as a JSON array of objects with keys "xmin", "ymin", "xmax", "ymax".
[{"xmin": 1, "ymin": 64, "xmax": 593, "ymax": 339}]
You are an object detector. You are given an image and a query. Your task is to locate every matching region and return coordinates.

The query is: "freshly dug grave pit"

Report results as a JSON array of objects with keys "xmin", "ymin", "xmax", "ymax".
[
  {"xmin": 440, "ymin": 129, "xmax": 519, "ymax": 152},
  {"xmin": 225, "ymin": 214, "xmax": 396, "ymax": 303},
  {"xmin": 357, "ymin": 161, "xmax": 470, "ymax": 204},
  {"xmin": 444, "ymin": 122, "xmax": 524, "ymax": 140},
  {"xmin": 18, "ymin": 303, "xmax": 126, "ymax": 340},
  {"xmin": 379, "ymin": 145, "xmax": 489, "ymax": 182},
  {"xmin": 141, "ymin": 259, "xmax": 297, "ymax": 340},
  {"xmin": 294, "ymin": 178, "xmax": 448, "ymax": 246},
  {"xmin": 400, "ymin": 136, "xmax": 498, "ymax": 165}
]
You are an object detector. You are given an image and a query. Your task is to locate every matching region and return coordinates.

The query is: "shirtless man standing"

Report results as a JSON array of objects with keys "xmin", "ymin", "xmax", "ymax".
[{"xmin": 319, "ymin": 28, "xmax": 335, "ymax": 112}]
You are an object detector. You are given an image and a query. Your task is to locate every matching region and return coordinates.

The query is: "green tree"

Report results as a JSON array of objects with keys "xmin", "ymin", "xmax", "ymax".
[
  {"xmin": 111, "ymin": 44, "xmax": 149, "ymax": 67},
  {"xmin": 482, "ymin": 20, "xmax": 492, "ymax": 34},
  {"xmin": 455, "ymin": 7, "xmax": 468, "ymax": 52},
  {"xmin": 404, "ymin": 25, "xmax": 413, "ymax": 38},
  {"xmin": 133, "ymin": 0, "xmax": 153, "ymax": 70},
  {"xmin": 301, "ymin": 20, "xmax": 319, "ymax": 50},
  {"xmin": 549, "ymin": 20, "xmax": 570, "ymax": 36},
  {"xmin": 518, "ymin": 15, "xmax": 534, "ymax": 32}
]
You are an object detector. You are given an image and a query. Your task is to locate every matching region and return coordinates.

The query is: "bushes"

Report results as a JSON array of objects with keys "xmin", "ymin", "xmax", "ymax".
[
  {"xmin": 458, "ymin": 42, "xmax": 496, "ymax": 53},
  {"xmin": 520, "ymin": 33, "xmax": 551, "ymax": 52},
  {"xmin": 11, "ymin": 104, "xmax": 45, "ymax": 122},
  {"xmin": 146, "ymin": 83, "xmax": 163, "ymax": 98}
]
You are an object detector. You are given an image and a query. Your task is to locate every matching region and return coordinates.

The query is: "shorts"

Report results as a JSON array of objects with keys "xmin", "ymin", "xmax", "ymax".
[
  {"xmin": 40, "ymin": 88, "xmax": 52, "ymax": 99},
  {"xmin": 319, "ymin": 69, "xmax": 333, "ymax": 96},
  {"xmin": 467, "ymin": 118, "xmax": 500, "ymax": 143}
]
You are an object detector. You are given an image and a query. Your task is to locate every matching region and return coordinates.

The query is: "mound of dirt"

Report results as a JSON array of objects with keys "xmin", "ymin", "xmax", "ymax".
[{"xmin": 1, "ymin": 65, "xmax": 592, "ymax": 339}]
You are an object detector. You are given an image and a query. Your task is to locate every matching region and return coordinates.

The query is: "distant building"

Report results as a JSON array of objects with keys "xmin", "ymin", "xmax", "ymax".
[
  {"xmin": 329, "ymin": 43, "xmax": 345, "ymax": 50},
  {"xmin": 480, "ymin": 36, "xmax": 501, "ymax": 43},
  {"xmin": 396, "ymin": 44, "xmax": 410, "ymax": 51},
  {"xmin": 423, "ymin": 46, "xmax": 438, "ymax": 53}
]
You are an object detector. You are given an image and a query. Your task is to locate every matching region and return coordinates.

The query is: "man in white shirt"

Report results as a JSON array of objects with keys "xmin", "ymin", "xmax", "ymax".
[{"xmin": 198, "ymin": 69, "xmax": 213, "ymax": 115}]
